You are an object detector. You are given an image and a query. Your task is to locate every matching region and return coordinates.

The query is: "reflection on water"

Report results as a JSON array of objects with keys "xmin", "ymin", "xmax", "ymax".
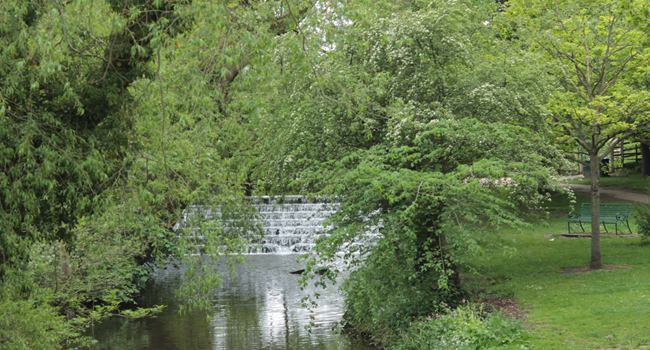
[{"xmin": 90, "ymin": 255, "xmax": 364, "ymax": 350}]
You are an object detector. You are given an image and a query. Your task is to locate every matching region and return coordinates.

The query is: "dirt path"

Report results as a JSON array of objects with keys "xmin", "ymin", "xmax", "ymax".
[{"xmin": 560, "ymin": 184, "xmax": 649, "ymax": 204}]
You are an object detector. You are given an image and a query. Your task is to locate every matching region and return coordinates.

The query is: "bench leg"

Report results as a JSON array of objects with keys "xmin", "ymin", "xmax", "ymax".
[
  {"xmin": 615, "ymin": 222, "xmax": 618, "ymax": 235},
  {"xmin": 602, "ymin": 222, "xmax": 609, "ymax": 233},
  {"xmin": 579, "ymin": 222, "xmax": 585, "ymax": 232},
  {"xmin": 626, "ymin": 220, "xmax": 632, "ymax": 234},
  {"xmin": 568, "ymin": 221, "xmax": 571, "ymax": 234}
]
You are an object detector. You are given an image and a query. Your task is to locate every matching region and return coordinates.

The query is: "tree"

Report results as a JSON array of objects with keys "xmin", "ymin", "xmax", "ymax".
[
  {"xmin": 0, "ymin": 0, "xmax": 316, "ymax": 346},
  {"xmin": 0, "ymin": 1, "xmax": 175, "ymax": 345},
  {"xmin": 256, "ymin": 0, "xmax": 564, "ymax": 342},
  {"xmin": 506, "ymin": 0, "xmax": 650, "ymax": 269}
]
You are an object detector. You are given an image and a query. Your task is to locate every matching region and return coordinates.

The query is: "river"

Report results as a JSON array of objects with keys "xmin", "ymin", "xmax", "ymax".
[{"xmin": 88, "ymin": 254, "xmax": 367, "ymax": 350}]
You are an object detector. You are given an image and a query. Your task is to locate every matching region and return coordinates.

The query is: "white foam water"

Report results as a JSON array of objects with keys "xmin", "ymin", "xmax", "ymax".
[{"xmin": 176, "ymin": 196, "xmax": 381, "ymax": 254}]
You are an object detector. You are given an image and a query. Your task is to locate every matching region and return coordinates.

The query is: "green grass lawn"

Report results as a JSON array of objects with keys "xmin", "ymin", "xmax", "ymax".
[
  {"xmin": 564, "ymin": 173, "xmax": 650, "ymax": 192},
  {"xmin": 464, "ymin": 193, "xmax": 650, "ymax": 350}
]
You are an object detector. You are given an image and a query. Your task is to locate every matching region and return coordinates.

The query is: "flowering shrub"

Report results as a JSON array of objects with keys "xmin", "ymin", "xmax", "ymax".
[{"xmin": 395, "ymin": 301, "xmax": 528, "ymax": 350}]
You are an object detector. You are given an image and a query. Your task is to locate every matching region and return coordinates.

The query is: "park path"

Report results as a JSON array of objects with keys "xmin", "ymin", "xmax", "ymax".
[{"xmin": 560, "ymin": 184, "xmax": 649, "ymax": 204}]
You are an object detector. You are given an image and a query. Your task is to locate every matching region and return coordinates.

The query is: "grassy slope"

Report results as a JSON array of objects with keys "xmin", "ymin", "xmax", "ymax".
[
  {"xmin": 465, "ymin": 193, "xmax": 650, "ymax": 350},
  {"xmin": 564, "ymin": 173, "xmax": 650, "ymax": 192}
]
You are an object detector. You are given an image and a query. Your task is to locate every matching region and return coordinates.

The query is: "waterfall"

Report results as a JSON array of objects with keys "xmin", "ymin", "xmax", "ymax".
[
  {"xmin": 250, "ymin": 196, "xmax": 338, "ymax": 254},
  {"xmin": 176, "ymin": 196, "xmax": 382, "ymax": 254},
  {"xmin": 176, "ymin": 196, "xmax": 341, "ymax": 254}
]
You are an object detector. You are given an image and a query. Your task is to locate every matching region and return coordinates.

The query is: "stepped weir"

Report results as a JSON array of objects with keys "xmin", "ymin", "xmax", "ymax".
[
  {"xmin": 176, "ymin": 196, "xmax": 344, "ymax": 254},
  {"xmin": 249, "ymin": 196, "xmax": 337, "ymax": 253}
]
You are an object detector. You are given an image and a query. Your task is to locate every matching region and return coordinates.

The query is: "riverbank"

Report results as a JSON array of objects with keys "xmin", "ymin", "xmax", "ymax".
[
  {"xmin": 87, "ymin": 188, "xmax": 650, "ymax": 349},
  {"xmin": 465, "ymin": 192, "xmax": 650, "ymax": 349}
]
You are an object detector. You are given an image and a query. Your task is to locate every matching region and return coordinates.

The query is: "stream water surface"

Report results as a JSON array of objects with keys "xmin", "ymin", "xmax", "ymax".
[{"xmin": 89, "ymin": 254, "xmax": 365, "ymax": 350}]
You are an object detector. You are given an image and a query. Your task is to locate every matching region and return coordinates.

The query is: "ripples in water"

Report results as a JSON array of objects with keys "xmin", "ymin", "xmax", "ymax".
[{"xmin": 89, "ymin": 255, "xmax": 366, "ymax": 350}]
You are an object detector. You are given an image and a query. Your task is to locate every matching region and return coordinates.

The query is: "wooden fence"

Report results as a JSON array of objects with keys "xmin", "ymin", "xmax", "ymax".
[
  {"xmin": 611, "ymin": 141, "xmax": 641, "ymax": 173},
  {"xmin": 573, "ymin": 141, "xmax": 642, "ymax": 175}
]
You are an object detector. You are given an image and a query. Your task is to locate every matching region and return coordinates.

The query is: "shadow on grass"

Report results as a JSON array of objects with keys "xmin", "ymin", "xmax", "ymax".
[{"xmin": 461, "ymin": 192, "xmax": 650, "ymax": 350}]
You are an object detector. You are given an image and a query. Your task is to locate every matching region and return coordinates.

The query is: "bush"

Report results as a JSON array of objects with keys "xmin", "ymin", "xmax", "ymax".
[
  {"xmin": 341, "ymin": 247, "xmax": 464, "ymax": 346},
  {"xmin": 633, "ymin": 203, "xmax": 650, "ymax": 240},
  {"xmin": 0, "ymin": 298, "xmax": 93, "ymax": 350},
  {"xmin": 394, "ymin": 301, "xmax": 528, "ymax": 350}
]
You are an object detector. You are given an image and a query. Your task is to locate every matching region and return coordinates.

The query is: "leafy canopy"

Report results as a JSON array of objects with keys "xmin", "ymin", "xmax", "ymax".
[
  {"xmin": 505, "ymin": 0, "xmax": 650, "ymax": 269},
  {"xmin": 254, "ymin": 1, "xmax": 564, "ymax": 344}
]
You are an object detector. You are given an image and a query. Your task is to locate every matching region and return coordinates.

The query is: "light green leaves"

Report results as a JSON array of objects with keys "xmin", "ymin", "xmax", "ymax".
[{"xmin": 507, "ymin": 0, "xmax": 650, "ymax": 155}]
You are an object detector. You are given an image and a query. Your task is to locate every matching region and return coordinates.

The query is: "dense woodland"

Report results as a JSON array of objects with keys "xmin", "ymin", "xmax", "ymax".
[{"xmin": 2, "ymin": 0, "xmax": 650, "ymax": 348}]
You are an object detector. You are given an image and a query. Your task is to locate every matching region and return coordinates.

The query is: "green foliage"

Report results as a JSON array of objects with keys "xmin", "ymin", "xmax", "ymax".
[
  {"xmin": 342, "ymin": 246, "xmax": 462, "ymax": 346},
  {"xmin": 394, "ymin": 302, "xmax": 528, "ymax": 350},
  {"xmin": 258, "ymin": 0, "xmax": 558, "ymax": 193},
  {"xmin": 311, "ymin": 117, "xmax": 563, "ymax": 273},
  {"xmin": 0, "ymin": 1, "xmax": 171, "ymax": 344},
  {"xmin": 505, "ymin": 0, "xmax": 650, "ymax": 140},
  {"xmin": 6, "ymin": 0, "xmax": 636, "ymax": 348},
  {"xmin": 633, "ymin": 202, "xmax": 650, "ymax": 240},
  {"xmin": 0, "ymin": 213, "xmax": 167, "ymax": 348},
  {"xmin": 505, "ymin": 0, "xmax": 650, "ymax": 267},
  {"xmin": 0, "ymin": 297, "xmax": 92, "ymax": 350},
  {"xmin": 0, "ymin": 0, "xmax": 156, "ymax": 260},
  {"xmin": 254, "ymin": 0, "xmax": 566, "ymax": 344},
  {"xmin": 468, "ymin": 196, "xmax": 650, "ymax": 349},
  {"xmin": 313, "ymin": 118, "xmax": 561, "ymax": 346},
  {"xmin": 0, "ymin": 0, "xmax": 301, "ymax": 347}
]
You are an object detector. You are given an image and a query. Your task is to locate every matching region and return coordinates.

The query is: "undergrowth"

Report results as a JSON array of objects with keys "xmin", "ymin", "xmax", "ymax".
[{"xmin": 395, "ymin": 301, "xmax": 528, "ymax": 350}]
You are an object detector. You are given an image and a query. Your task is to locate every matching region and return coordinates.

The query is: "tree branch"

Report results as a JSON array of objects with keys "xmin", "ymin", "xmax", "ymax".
[{"xmin": 565, "ymin": 154, "xmax": 589, "ymax": 166}]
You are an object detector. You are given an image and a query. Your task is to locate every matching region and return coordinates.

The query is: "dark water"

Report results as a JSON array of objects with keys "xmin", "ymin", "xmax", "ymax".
[{"xmin": 89, "ymin": 255, "xmax": 365, "ymax": 350}]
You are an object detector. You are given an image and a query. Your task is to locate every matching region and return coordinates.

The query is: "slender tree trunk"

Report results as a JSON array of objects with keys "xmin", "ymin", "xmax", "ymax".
[
  {"xmin": 589, "ymin": 150, "xmax": 603, "ymax": 269},
  {"xmin": 436, "ymin": 232, "xmax": 461, "ymax": 288},
  {"xmin": 60, "ymin": 241, "xmax": 71, "ymax": 278},
  {"xmin": 415, "ymin": 206, "xmax": 460, "ymax": 290},
  {"xmin": 641, "ymin": 142, "xmax": 650, "ymax": 177},
  {"xmin": 244, "ymin": 172, "xmax": 254, "ymax": 196}
]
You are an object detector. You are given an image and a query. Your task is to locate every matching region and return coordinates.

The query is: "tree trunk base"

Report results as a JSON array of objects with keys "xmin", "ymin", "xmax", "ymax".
[{"xmin": 590, "ymin": 262, "xmax": 604, "ymax": 270}]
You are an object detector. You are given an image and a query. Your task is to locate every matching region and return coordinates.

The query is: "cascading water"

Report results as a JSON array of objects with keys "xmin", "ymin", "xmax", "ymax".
[
  {"xmin": 176, "ymin": 196, "xmax": 340, "ymax": 254},
  {"xmin": 252, "ymin": 196, "xmax": 338, "ymax": 253},
  {"xmin": 176, "ymin": 196, "xmax": 381, "ymax": 255},
  {"xmin": 91, "ymin": 197, "xmax": 378, "ymax": 349}
]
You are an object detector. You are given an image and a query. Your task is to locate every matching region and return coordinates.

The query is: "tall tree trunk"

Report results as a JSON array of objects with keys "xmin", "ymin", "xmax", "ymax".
[
  {"xmin": 641, "ymin": 142, "xmax": 650, "ymax": 177},
  {"xmin": 589, "ymin": 150, "xmax": 603, "ymax": 269}
]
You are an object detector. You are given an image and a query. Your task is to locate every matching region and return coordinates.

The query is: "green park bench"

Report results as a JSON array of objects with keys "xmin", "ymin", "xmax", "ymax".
[{"xmin": 568, "ymin": 203, "xmax": 632, "ymax": 235}]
